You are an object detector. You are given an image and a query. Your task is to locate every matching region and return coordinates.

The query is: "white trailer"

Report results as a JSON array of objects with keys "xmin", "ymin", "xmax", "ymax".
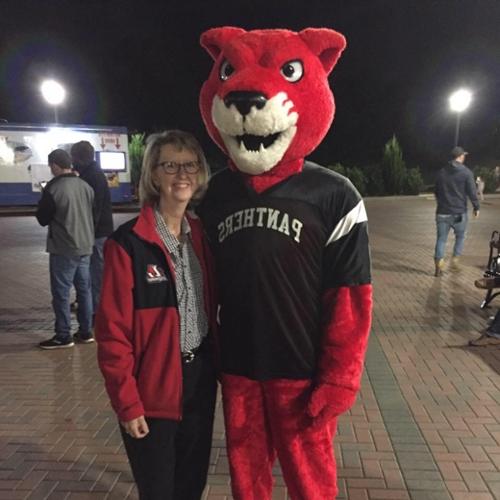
[{"xmin": 0, "ymin": 123, "xmax": 132, "ymax": 206}]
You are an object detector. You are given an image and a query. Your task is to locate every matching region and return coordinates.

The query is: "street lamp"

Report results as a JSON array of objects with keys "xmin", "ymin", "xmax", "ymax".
[
  {"xmin": 40, "ymin": 80, "xmax": 66, "ymax": 123},
  {"xmin": 449, "ymin": 88, "xmax": 472, "ymax": 147}
]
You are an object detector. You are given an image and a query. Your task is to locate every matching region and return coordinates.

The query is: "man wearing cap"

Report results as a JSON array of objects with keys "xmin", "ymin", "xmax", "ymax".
[
  {"xmin": 433, "ymin": 146, "xmax": 480, "ymax": 277},
  {"xmin": 36, "ymin": 149, "xmax": 95, "ymax": 349}
]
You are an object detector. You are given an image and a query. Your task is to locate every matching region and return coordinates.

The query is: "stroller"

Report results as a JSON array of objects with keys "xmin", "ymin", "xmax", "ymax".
[{"xmin": 477, "ymin": 231, "xmax": 500, "ymax": 308}]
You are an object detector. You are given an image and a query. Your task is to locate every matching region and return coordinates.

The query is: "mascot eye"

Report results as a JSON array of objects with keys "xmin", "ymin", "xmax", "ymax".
[
  {"xmin": 280, "ymin": 60, "xmax": 303, "ymax": 82},
  {"xmin": 219, "ymin": 60, "xmax": 235, "ymax": 81}
]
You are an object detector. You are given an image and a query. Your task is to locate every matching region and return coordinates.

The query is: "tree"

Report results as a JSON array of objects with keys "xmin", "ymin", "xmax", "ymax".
[
  {"xmin": 382, "ymin": 135, "xmax": 406, "ymax": 195},
  {"xmin": 129, "ymin": 133, "xmax": 145, "ymax": 198}
]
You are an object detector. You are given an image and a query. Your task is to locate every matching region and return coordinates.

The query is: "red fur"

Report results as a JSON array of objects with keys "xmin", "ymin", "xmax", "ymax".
[
  {"xmin": 199, "ymin": 27, "xmax": 346, "ymax": 190},
  {"xmin": 239, "ymin": 158, "xmax": 304, "ymax": 193},
  {"xmin": 307, "ymin": 285, "xmax": 373, "ymax": 428},
  {"xmin": 222, "ymin": 374, "xmax": 338, "ymax": 500}
]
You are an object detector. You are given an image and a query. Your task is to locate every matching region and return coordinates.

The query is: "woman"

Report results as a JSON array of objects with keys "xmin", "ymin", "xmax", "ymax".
[{"xmin": 95, "ymin": 130, "xmax": 217, "ymax": 500}]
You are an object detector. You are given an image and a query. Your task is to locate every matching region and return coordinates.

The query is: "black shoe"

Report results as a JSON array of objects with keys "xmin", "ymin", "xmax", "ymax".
[
  {"xmin": 469, "ymin": 333, "xmax": 500, "ymax": 347},
  {"xmin": 39, "ymin": 336, "xmax": 74, "ymax": 350},
  {"xmin": 475, "ymin": 277, "xmax": 500, "ymax": 289},
  {"xmin": 73, "ymin": 331, "xmax": 94, "ymax": 344}
]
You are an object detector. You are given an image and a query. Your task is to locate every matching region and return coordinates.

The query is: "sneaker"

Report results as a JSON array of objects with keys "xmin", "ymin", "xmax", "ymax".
[
  {"xmin": 468, "ymin": 333, "xmax": 500, "ymax": 347},
  {"xmin": 475, "ymin": 277, "xmax": 500, "ymax": 289},
  {"xmin": 73, "ymin": 331, "xmax": 94, "ymax": 344},
  {"xmin": 434, "ymin": 259, "xmax": 444, "ymax": 277},
  {"xmin": 39, "ymin": 336, "xmax": 74, "ymax": 350}
]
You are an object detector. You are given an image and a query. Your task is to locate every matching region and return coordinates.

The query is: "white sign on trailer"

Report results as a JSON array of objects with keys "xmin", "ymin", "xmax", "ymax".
[{"xmin": 0, "ymin": 123, "xmax": 131, "ymax": 206}]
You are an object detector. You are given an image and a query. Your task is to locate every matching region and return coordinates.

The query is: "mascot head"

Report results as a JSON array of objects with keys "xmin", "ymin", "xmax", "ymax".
[{"xmin": 199, "ymin": 27, "xmax": 346, "ymax": 176}]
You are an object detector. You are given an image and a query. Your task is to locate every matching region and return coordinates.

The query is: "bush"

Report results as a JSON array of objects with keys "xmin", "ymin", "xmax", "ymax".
[
  {"xmin": 326, "ymin": 163, "xmax": 346, "ymax": 176},
  {"xmin": 347, "ymin": 166, "xmax": 367, "ymax": 196},
  {"xmin": 129, "ymin": 133, "xmax": 146, "ymax": 198},
  {"xmin": 325, "ymin": 163, "xmax": 367, "ymax": 196},
  {"xmin": 325, "ymin": 138, "xmax": 425, "ymax": 197},
  {"xmin": 404, "ymin": 167, "xmax": 424, "ymax": 195},
  {"xmin": 364, "ymin": 164, "xmax": 386, "ymax": 196}
]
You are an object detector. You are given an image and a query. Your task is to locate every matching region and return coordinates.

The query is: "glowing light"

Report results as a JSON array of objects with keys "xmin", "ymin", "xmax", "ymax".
[
  {"xmin": 449, "ymin": 89, "xmax": 472, "ymax": 113},
  {"xmin": 40, "ymin": 80, "xmax": 66, "ymax": 106}
]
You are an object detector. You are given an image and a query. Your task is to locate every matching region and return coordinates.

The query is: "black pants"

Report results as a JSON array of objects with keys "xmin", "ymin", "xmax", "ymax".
[{"xmin": 120, "ymin": 348, "xmax": 217, "ymax": 500}]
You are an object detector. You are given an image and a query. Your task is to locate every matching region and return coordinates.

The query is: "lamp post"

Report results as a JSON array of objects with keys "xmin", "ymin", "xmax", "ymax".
[
  {"xmin": 40, "ymin": 80, "xmax": 66, "ymax": 123},
  {"xmin": 449, "ymin": 88, "xmax": 472, "ymax": 147}
]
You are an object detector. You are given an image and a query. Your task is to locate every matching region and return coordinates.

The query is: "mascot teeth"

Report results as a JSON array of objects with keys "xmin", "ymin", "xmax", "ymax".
[
  {"xmin": 212, "ymin": 92, "xmax": 298, "ymax": 174},
  {"xmin": 237, "ymin": 132, "xmax": 281, "ymax": 152}
]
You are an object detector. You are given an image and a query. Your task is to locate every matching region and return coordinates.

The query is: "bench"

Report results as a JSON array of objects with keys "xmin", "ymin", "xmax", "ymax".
[{"xmin": 476, "ymin": 231, "xmax": 500, "ymax": 308}]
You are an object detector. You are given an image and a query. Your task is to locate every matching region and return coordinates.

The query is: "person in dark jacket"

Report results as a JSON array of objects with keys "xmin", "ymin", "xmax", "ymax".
[
  {"xmin": 434, "ymin": 146, "xmax": 480, "ymax": 277},
  {"xmin": 71, "ymin": 141, "xmax": 114, "ymax": 311},
  {"xmin": 95, "ymin": 130, "xmax": 217, "ymax": 500},
  {"xmin": 36, "ymin": 149, "xmax": 95, "ymax": 349}
]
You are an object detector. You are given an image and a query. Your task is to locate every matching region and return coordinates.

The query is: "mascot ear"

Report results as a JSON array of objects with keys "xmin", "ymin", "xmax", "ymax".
[
  {"xmin": 299, "ymin": 28, "xmax": 347, "ymax": 75},
  {"xmin": 200, "ymin": 27, "xmax": 247, "ymax": 60}
]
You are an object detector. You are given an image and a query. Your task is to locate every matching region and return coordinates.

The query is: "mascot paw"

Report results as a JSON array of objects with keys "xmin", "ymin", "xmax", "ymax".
[{"xmin": 306, "ymin": 383, "xmax": 357, "ymax": 428}]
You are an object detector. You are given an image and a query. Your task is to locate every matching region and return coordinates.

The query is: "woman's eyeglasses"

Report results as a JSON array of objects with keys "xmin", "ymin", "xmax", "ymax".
[{"xmin": 156, "ymin": 160, "xmax": 201, "ymax": 174}]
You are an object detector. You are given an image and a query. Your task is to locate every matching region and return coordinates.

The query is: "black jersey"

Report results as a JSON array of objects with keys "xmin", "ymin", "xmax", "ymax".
[{"xmin": 198, "ymin": 162, "xmax": 371, "ymax": 380}]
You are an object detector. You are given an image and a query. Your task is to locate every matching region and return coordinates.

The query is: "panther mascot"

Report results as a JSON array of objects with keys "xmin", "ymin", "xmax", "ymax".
[{"xmin": 197, "ymin": 26, "xmax": 372, "ymax": 500}]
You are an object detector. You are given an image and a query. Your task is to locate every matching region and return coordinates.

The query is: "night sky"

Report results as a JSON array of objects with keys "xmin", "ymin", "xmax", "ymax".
[{"xmin": 1, "ymin": 0, "xmax": 499, "ymax": 177}]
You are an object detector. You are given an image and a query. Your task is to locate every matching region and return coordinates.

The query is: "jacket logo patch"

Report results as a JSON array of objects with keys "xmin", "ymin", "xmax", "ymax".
[{"xmin": 146, "ymin": 264, "xmax": 168, "ymax": 283}]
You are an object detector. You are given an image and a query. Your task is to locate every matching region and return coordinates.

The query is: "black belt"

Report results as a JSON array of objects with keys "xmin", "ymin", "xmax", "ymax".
[{"xmin": 181, "ymin": 339, "xmax": 207, "ymax": 364}]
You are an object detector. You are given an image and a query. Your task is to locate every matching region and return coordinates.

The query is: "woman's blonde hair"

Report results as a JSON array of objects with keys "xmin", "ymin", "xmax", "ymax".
[{"xmin": 138, "ymin": 130, "xmax": 210, "ymax": 207}]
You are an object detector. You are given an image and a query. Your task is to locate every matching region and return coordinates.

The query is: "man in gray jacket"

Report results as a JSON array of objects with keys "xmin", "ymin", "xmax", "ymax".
[
  {"xmin": 434, "ymin": 146, "xmax": 480, "ymax": 277},
  {"xmin": 36, "ymin": 149, "xmax": 95, "ymax": 349}
]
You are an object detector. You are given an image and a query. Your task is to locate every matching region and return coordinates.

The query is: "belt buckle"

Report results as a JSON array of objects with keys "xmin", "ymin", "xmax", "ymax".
[{"xmin": 183, "ymin": 350, "xmax": 195, "ymax": 363}]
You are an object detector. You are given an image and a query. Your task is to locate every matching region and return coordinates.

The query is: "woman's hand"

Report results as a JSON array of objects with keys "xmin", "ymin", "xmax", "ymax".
[{"xmin": 121, "ymin": 416, "xmax": 150, "ymax": 439}]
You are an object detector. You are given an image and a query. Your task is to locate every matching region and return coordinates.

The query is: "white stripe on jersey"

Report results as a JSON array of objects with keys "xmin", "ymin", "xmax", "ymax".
[{"xmin": 326, "ymin": 200, "xmax": 368, "ymax": 246}]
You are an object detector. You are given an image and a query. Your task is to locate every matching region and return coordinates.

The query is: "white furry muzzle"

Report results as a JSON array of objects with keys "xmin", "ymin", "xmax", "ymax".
[{"xmin": 211, "ymin": 91, "xmax": 298, "ymax": 175}]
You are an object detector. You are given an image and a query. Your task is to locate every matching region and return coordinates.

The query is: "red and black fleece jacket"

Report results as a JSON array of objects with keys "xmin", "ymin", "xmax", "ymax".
[{"xmin": 95, "ymin": 204, "xmax": 217, "ymax": 423}]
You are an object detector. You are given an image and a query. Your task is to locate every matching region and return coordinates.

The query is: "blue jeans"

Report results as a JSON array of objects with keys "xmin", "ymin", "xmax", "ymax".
[
  {"xmin": 90, "ymin": 237, "xmax": 106, "ymax": 311},
  {"xmin": 50, "ymin": 254, "xmax": 92, "ymax": 341},
  {"xmin": 434, "ymin": 213, "xmax": 468, "ymax": 260}
]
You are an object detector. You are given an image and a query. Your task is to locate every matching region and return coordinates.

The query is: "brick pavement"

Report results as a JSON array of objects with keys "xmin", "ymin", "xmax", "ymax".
[{"xmin": 1, "ymin": 195, "xmax": 500, "ymax": 499}]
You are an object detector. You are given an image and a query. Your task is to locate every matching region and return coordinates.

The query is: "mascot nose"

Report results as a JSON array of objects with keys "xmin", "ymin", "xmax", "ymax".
[{"xmin": 224, "ymin": 91, "xmax": 267, "ymax": 116}]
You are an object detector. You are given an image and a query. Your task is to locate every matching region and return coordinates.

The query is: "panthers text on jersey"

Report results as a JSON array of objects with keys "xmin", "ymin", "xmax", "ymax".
[{"xmin": 198, "ymin": 162, "xmax": 371, "ymax": 380}]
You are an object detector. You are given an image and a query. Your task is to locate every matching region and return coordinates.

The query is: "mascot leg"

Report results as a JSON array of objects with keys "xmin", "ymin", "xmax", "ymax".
[
  {"xmin": 222, "ymin": 375, "xmax": 338, "ymax": 499},
  {"xmin": 263, "ymin": 379, "xmax": 338, "ymax": 500},
  {"xmin": 221, "ymin": 374, "xmax": 276, "ymax": 500}
]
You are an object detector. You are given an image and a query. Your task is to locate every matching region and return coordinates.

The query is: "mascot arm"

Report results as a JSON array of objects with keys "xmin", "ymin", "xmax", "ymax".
[
  {"xmin": 307, "ymin": 284, "xmax": 373, "ymax": 427},
  {"xmin": 307, "ymin": 190, "xmax": 372, "ymax": 428}
]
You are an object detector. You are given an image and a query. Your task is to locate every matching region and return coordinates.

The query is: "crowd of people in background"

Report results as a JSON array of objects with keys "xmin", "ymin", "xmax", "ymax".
[{"xmin": 35, "ymin": 141, "xmax": 113, "ymax": 349}]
